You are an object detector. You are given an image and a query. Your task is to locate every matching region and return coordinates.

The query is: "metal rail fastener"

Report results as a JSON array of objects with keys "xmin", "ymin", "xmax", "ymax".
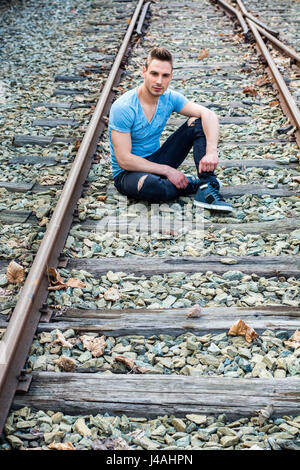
[{"xmin": 0, "ymin": 0, "xmax": 146, "ymax": 437}]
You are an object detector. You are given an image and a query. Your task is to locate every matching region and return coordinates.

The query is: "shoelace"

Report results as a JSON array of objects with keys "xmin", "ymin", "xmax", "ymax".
[{"xmin": 207, "ymin": 181, "xmax": 226, "ymax": 202}]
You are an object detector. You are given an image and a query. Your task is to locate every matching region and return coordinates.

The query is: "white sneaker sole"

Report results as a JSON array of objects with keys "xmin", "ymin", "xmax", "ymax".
[{"xmin": 193, "ymin": 199, "xmax": 233, "ymax": 212}]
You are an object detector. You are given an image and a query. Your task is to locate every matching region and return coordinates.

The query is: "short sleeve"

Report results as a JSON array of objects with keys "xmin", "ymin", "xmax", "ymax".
[
  {"xmin": 109, "ymin": 101, "xmax": 135, "ymax": 133},
  {"xmin": 171, "ymin": 90, "xmax": 188, "ymax": 113}
]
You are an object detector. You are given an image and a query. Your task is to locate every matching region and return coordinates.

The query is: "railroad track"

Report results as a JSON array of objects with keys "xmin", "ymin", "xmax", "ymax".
[{"xmin": 0, "ymin": 0, "xmax": 300, "ymax": 451}]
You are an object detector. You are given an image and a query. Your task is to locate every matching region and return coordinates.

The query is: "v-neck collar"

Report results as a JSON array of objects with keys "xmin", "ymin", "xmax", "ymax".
[{"xmin": 136, "ymin": 88, "xmax": 160, "ymax": 125}]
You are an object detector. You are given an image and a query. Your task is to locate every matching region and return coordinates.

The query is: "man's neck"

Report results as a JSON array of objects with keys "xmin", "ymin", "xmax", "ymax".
[{"xmin": 137, "ymin": 84, "xmax": 159, "ymax": 105}]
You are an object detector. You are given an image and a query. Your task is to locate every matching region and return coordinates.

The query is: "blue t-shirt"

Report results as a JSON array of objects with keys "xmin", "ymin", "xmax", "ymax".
[{"xmin": 108, "ymin": 87, "xmax": 188, "ymax": 178}]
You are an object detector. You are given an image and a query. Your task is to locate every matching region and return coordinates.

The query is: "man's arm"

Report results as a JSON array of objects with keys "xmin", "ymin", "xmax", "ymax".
[
  {"xmin": 179, "ymin": 101, "xmax": 219, "ymax": 173},
  {"xmin": 111, "ymin": 129, "xmax": 189, "ymax": 189}
]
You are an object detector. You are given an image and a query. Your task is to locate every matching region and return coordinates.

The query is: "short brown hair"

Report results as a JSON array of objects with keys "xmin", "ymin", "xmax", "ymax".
[{"xmin": 145, "ymin": 47, "xmax": 173, "ymax": 70}]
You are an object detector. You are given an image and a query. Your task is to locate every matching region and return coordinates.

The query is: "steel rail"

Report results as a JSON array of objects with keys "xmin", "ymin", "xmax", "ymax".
[
  {"xmin": 213, "ymin": 0, "xmax": 300, "ymax": 147},
  {"xmin": 246, "ymin": 18, "xmax": 300, "ymax": 147},
  {"xmin": 0, "ymin": 0, "xmax": 146, "ymax": 436},
  {"xmin": 136, "ymin": 1, "xmax": 151, "ymax": 35},
  {"xmin": 213, "ymin": 0, "xmax": 249, "ymax": 35},
  {"xmin": 236, "ymin": 0, "xmax": 300, "ymax": 66},
  {"xmin": 235, "ymin": 0, "xmax": 279, "ymax": 37}
]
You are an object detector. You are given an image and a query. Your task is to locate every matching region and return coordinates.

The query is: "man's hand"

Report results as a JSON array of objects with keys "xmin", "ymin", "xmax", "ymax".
[
  {"xmin": 199, "ymin": 151, "xmax": 218, "ymax": 173},
  {"xmin": 164, "ymin": 166, "xmax": 189, "ymax": 189}
]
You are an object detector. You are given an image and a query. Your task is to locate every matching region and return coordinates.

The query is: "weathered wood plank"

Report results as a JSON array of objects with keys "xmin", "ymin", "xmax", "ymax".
[
  {"xmin": 29, "ymin": 305, "xmax": 300, "ymax": 336},
  {"xmin": 81, "ymin": 217, "xmax": 300, "ymax": 234},
  {"xmin": 220, "ymin": 184, "xmax": 294, "ymax": 197},
  {"xmin": 9, "ymin": 155, "xmax": 58, "ymax": 166},
  {"xmin": 32, "ymin": 102, "xmax": 92, "ymax": 110},
  {"xmin": 198, "ymin": 159, "xmax": 298, "ymax": 169},
  {"xmin": 13, "ymin": 373, "xmax": 300, "ymax": 418},
  {"xmin": 66, "ymin": 255, "xmax": 300, "ymax": 277},
  {"xmin": 54, "ymin": 75, "xmax": 88, "ymax": 82},
  {"xmin": 0, "ymin": 210, "xmax": 32, "ymax": 224},
  {"xmin": 32, "ymin": 118, "xmax": 79, "ymax": 128},
  {"xmin": 13, "ymin": 135, "xmax": 75, "ymax": 147},
  {"xmin": 105, "ymin": 182, "xmax": 295, "ymax": 197},
  {"xmin": 52, "ymin": 88, "xmax": 89, "ymax": 96},
  {"xmin": 0, "ymin": 182, "xmax": 34, "ymax": 192}
]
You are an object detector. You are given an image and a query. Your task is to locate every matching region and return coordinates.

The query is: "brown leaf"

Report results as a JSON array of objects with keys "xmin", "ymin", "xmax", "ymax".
[
  {"xmin": 6, "ymin": 260, "xmax": 25, "ymax": 283},
  {"xmin": 198, "ymin": 48, "xmax": 209, "ymax": 61},
  {"xmin": 269, "ymin": 100, "xmax": 279, "ymax": 107},
  {"xmin": 48, "ymin": 441, "xmax": 75, "ymax": 450},
  {"xmin": 65, "ymin": 278, "xmax": 86, "ymax": 288},
  {"xmin": 97, "ymin": 195, "xmax": 107, "ymax": 202},
  {"xmin": 80, "ymin": 335, "xmax": 106, "ymax": 357},
  {"xmin": 187, "ymin": 304, "xmax": 202, "ymax": 318},
  {"xmin": 54, "ymin": 355, "xmax": 77, "ymax": 372},
  {"xmin": 284, "ymin": 330, "xmax": 300, "ymax": 350},
  {"xmin": 228, "ymin": 319, "xmax": 259, "ymax": 343},
  {"xmin": 92, "ymin": 437, "xmax": 131, "ymax": 450},
  {"xmin": 48, "ymin": 267, "xmax": 65, "ymax": 285},
  {"xmin": 74, "ymin": 140, "xmax": 82, "ymax": 151},
  {"xmin": 115, "ymin": 355, "xmax": 147, "ymax": 373},
  {"xmin": 242, "ymin": 86, "xmax": 258, "ymax": 97},
  {"xmin": 54, "ymin": 330, "xmax": 74, "ymax": 349},
  {"xmin": 292, "ymin": 176, "xmax": 300, "ymax": 184},
  {"xmin": 39, "ymin": 217, "xmax": 49, "ymax": 227},
  {"xmin": 103, "ymin": 286, "xmax": 120, "ymax": 301},
  {"xmin": 254, "ymin": 76, "xmax": 270, "ymax": 87},
  {"xmin": 257, "ymin": 404, "xmax": 274, "ymax": 426}
]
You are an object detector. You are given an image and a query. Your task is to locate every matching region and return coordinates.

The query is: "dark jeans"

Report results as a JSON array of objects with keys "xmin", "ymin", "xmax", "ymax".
[{"xmin": 113, "ymin": 118, "xmax": 217, "ymax": 203}]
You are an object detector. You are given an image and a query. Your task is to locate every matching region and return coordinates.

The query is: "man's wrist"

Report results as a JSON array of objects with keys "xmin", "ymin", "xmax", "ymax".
[{"xmin": 160, "ymin": 164, "xmax": 171, "ymax": 177}]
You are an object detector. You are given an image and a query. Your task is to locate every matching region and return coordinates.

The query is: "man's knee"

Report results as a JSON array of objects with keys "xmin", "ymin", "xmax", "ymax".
[
  {"xmin": 187, "ymin": 116, "xmax": 198, "ymax": 127},
  {"xmin": 137, "ymin": 174, "xmax": 148, "ymax": 192}
]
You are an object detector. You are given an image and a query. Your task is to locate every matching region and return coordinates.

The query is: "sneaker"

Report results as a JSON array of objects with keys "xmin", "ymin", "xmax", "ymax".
[
  {"xmin": 194, "ymin": 180, "xmax": 232, "ymax": 212},
  {"xmin": 180, "ymin": 176, "xmax": 201, "ymax": 196}
]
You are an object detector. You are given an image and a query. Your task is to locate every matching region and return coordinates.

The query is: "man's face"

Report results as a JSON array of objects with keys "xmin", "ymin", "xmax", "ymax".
[{"xmin": 142, "ymin": 59, "xmax": 173, "ymax": 97}]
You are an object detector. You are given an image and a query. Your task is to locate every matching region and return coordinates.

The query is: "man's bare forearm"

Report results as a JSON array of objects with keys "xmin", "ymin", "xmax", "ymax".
[
  {"xmin": 117, "ymin": 152, "xmax": 169, "ymax": 176},
  {"xmin": 201, "ymin": 110, "xmax": 219, "ymax": 153}
]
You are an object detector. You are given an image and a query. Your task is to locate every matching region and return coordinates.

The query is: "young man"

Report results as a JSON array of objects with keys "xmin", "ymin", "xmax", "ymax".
[{"xmin": 108, "ymin": 47, "xmax": 232, "ymax": 211}]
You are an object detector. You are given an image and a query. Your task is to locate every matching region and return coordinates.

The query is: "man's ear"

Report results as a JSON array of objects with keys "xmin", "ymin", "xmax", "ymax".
[{"xmin": 142, "ymin": 65, "xmax": 146, "ymax": 77}]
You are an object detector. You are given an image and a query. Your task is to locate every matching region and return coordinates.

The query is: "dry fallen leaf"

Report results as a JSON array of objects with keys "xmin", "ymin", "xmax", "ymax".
[
  {"xmin": 228, "ymin": 319, "xmax": 259, "ymax": 343},
  {"xmin": 103, "ymin": 286, "xmax": 120, "ymax": 301},
  {"xmin": 80, "ymin": 335, "xmax": 106, "ymax": 357},
  {"xmin": 54, "ymin": 355, "xmax": 77, "ymax": 372},
  {"xmin": 65, "ymin": 278, "xmax": 86, "ymax": 288},
  {"xmin": 284, "ymin": 330, "xmax": 300, "ymax": 349},
  {"xmin": 198, "ymin": 48, "xmax": 209, "ymax": 61},
  {"xmin": 269, "ymin": 100, "xmax": 279, "ymax": 107},
  {"xmin": 257, "ymin": 404, "xmax": 274, "ymax": 426},
  {"xmin": 115, "ymin": 355, "xmax": 147, "ymax": 373},
  {"xmin": 6, "ymin": 260, "xmax": 25, "ymax": 283},
  {"xmin": 292, "ymin": 176, "xmax": 300, "ymax": 184},
  {"xmin": 242, "ymin": 85, "xmax": 258, "ymax": 97},
  {"xmin": 48, "ymin": 441, "xmax": 75, "ymax": 450},
  {"xmin": 48, "ymin": 267, "xmax": 85, "ymax": 290},
  {"xmin": 54, "ymin": 330, "xmax": 74, "ymax": 349},
  {"xmin": 187, "ymin": 304, "xmax": 202, "ymax": 318},
  {"xmin": 254, "ymin": 76, "xmax": 270, "ymax": 87},
  {"xmin": 97, "ymin": 195, "xmax": 107, "ymax": 202}
]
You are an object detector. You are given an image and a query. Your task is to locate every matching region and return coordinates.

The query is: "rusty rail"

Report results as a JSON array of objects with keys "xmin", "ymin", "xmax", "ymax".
[
  {"xmin": 236, "ymin": 0, "xmax": 300, "ymax": 66},
  {"xmin": 0, "ymin": 0, "xmax": 146, "ymax": 436},
  {"xmin": 214, "ymin": 0, "xmax": 300, "ymax": 147}
]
